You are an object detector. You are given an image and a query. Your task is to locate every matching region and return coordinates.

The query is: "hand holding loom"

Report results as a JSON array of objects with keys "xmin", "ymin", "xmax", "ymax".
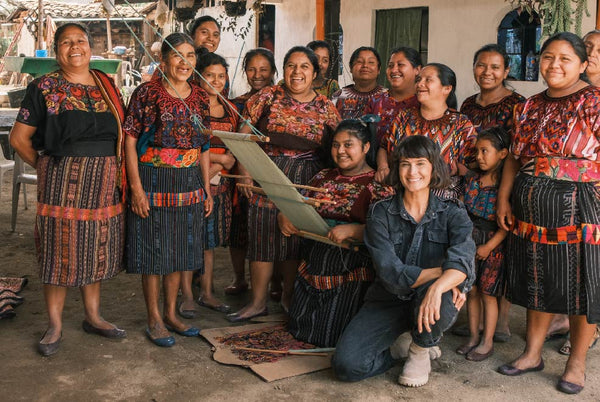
[{"xmin": 211, "ymin": 130, "xmax": 349, "ymax": 248}]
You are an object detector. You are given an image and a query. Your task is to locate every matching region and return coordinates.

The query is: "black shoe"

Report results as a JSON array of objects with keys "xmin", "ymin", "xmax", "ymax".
[
  {"xmin": 38, "ymin": 331, "xmax": 61, "ymax": 357},
  {"xmin": 497, "ymin": 359, "xmax": 544, "ymax": 376},
  {"xmin": 557, "ymin": 378, "xmax": 584, "ymax": 394},
  {"xmin": 82, "ymin": 320, "xmax": 127, "ymax": 339},
  {"xmin": 226, "ymin": 308, "xmax": 268, "ymax": 323}
]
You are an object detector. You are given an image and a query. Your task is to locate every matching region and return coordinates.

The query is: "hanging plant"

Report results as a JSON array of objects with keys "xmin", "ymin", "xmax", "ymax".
[
  {"xmin": 224, "ymin": 1, "xmax": 247, "ymax": 17},
  {"xmin": 218, "ymin": 0, "xmax": 265, "ymax": 41},
  {"xmin": 506, "ymin": 0, "xmax": 590, "ymax": 37}
]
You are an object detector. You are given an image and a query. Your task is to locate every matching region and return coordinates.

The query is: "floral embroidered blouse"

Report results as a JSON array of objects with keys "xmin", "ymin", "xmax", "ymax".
[
  {"xmin": 304, "ymin": 168, "xmax": 394, "ymax": 224},
  {"xmin": 463, "ymin": 173, "xmax": 498, "ymax": 222},
  {"xmin": 332, "ymin": 84, "xmax": 387, "ymax": 120},
  {"xmin": 123, "ymin": 79, "xmax": 211, "ymax": 161},
  {"xmin": 243, "ymin": 85, "xmax": 340, "ymax": 157},
  {"xmin": 460, "ymin": 92, "xmax": 525, "ymax": 133},
  {"xmin": 364, "ymin": 92, "xmax": 419, "ymax": 142},
  {"xmin": 16, "ymin": 71, "xmax": 118, "ymax": 156}
]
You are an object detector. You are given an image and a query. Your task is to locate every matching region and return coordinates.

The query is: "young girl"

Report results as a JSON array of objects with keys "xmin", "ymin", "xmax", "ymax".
[{"xmin": 456, "ymin": 126, "xmax": 509, "ymax": 361}]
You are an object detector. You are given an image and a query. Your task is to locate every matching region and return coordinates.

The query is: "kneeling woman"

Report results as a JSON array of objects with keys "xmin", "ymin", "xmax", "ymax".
[
  {"xmin": 332, "ymin": 136, "xmax": 475, "ymax": 387},
  {"xmin": 279, "ymin": 119, "xmax": 393, "ymax": 347}
]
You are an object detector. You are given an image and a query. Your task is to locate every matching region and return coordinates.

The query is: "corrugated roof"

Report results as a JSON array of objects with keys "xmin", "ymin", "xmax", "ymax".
[{"xmin": 8, "ymin": 1, "xmax": 156, "ymax": 21}]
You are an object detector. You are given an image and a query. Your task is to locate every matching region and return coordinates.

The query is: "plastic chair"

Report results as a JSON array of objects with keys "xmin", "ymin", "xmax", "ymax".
[
  {"xmin": 11, "ymin": 154, "xmax": 37, "ymax": 231},
  {"xmin": 0, "ymin": 146, "xmax": 14, "ymax": 200}
]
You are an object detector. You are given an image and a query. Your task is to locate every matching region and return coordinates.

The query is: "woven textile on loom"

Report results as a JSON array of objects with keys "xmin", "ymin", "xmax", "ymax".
[
  {"xmin": 211, "ymin": 131, "xmax": 339, "ymax": 246},
  {"xmin": 0, "ymin": 277, "xmax": 28, "ymax": 319},
  {"xmin": 216, "ymin": 324, "xmax": 315, "ymax": 364}
]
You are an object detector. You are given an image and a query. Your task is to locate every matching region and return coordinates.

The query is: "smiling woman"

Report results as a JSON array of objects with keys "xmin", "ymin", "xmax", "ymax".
[
  {"xmin": 123, "ymin": 33, "xmax": 212, "ymax": 348},
  {"xmin": 229, "ymin": 46, "xmax": 340, "ymax": 323},
  {"xmin": 332, "ymin": 46, "xmax": 386, "ymax": 119},
  {"xmin": 9, "ymin": 22, "xmax": 128, "ymax": 356},
  {"xmin": 497, "ymin": 32, "xmax": 600, "ymax": 395},
  {"xmin": 333, "ymin": 135, "xmax": 475, "ymax": 388}
]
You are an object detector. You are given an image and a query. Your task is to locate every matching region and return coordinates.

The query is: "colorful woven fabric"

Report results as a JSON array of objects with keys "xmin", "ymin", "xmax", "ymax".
[
  {"xmin": 204, "ymin": 102, "xmax": 238, "ymax": 250},
  {"xmin": 247, "ymin": 156, "xmax": 321, "ymax": 262},
  {"xmin": 506, "ymin": 174, "xmax": 600, "ymax": 322},
  {"xmin": 0, "ymin": 277, "xmax": 27, "ymax": 320},
  {"xmin": 297, "ymin": 261, "xmax": 373, "ymax": 290},
  {"xmin": 17, "ymin": 71, "xmax": 121, "ymax": 158},
  {"xmin": 139, "ymin": 147, "xmax": 202, "ymax": 168},
  {"xmin": 364, "ymin": 92, "xmax": 419, "ymax": 142},
  {"xmin": 36, "ymin": 155, "xmax": 124, "ymax": 286},
  {"xmin": 512, "ymin": 87, "xmax": 600, "ymax": 164},
  {"xmin": 145, "ymin": 189, "xmax": 205, "ymax": 208},
  {"xmin": 288, "ymin": 169, "xmax": 392, "ymax": 347},
  {"xmin": 384, "ymin": 106, "xmax": 477, "ymax": 170},
  {"xmin": 460, "ymin": 92, "xmax": 525, "ymax": 133},
  {"xmin": 521, "ymin": 156, "xmax": 600, "ymax": 182},
  {"xmin": 243, "ymin": 85, "xmax": 340, "ymax": 157},
  {"xmin": 464, "ymin": 173, "xmax": 498, "ymax": 222},
  {"xmin": 216, "ymin": 324, "xmax": 316, "ymax": 364},
  {"xmin": 123, "ymin": 78, "xmax": 210, "ymax": 155},
  {"xmin": 126, "ymin": 165, "xmax": 205, "ymax": 275},
  {"xmin": 332, "ymin": 84, "xmax": 387, "ymax": 119},
  {"xmin": 314, "ymin": 78, "xmax": 340, "ymax": 99},
  {"xmin": 37, "ymin": 203, "xmax": 123, "ymax": 221}
]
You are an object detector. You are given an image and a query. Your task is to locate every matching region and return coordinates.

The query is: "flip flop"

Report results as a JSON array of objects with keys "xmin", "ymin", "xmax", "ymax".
[{"xmin": 559, "ymin": 327, "xmax": 600, "ymax": 355}]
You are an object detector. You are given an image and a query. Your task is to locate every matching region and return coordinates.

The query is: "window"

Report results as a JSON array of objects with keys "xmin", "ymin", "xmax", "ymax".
[
  {"xmin": 258, "ymin": 4, "xmax": 275, "ymax": 52},
  {"xmin": 374, "ymin": 7, "xmax": 429, "ymax": 87},
  {"xmin": 497, "ymin": 8, "xmax": 541, "ymax": 81}
]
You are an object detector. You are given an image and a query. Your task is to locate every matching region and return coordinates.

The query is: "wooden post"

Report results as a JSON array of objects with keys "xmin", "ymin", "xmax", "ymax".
[
  {"xmin": 316, "ymin": 0, "xmax": 325, "ymax": 40},
  {"xmin": 597, "ymin": 0, "xmax": 600, "ymax": 29},
  {"xmin": 37, "ymin": 0, "xmax": 43, "ymax": 50}
]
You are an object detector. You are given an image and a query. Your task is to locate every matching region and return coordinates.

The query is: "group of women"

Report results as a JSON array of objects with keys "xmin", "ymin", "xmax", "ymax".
[{"xmin": 8, "ymin": 14, "xmax": 600, "ymax": 396}]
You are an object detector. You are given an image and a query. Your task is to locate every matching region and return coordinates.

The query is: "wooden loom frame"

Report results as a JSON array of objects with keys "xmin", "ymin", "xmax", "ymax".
[{"xmin": 210, "ymin": 130, "xmax": 350, "ymax": 249}]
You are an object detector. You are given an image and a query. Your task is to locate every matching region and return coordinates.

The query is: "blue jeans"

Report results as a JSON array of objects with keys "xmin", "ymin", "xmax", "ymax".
[{"xmin": 332, "ymin": 282, "xmax": 459, "ymax": 382}]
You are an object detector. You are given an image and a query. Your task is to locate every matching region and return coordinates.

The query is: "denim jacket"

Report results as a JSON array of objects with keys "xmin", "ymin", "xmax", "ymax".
[{"xmin": 364, "ymin": 192, "xmax": 476, "ymax": 301}]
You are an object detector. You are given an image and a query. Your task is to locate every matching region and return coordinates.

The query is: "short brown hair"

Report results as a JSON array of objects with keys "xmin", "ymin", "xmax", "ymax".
[{"xmin": 385, "ymin": 136, "xmax": 450, "ymax": 192}]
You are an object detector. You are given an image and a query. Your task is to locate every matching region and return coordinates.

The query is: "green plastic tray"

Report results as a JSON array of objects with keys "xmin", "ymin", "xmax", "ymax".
[{"xmin": 4, "ymin": 57, "xmax": 122, "ymax": 77}]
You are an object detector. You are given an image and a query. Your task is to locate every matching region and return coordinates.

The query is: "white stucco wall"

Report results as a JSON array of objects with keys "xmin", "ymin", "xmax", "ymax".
[
  {"xmin": 195, "ymin": 6, "xmax": 257, "ymax": 98},
  {"xmin": 199, "ymin": 1, "xmax": 316, "ymax": 98},
  {"xmin": 339, "ymin": 0, "xmax": 598, "ymax": 104}
]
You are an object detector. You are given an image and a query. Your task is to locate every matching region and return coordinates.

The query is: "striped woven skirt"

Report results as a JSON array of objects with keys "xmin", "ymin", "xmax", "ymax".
[
  {"xmin": 288, "ymin": 240, "xmax": 374, "ymax": 347},
  {"xmin": 204, "ymin": 177, "xmax": 233, "ymax": 249},
  {"xmin": 229, "ymin": 194, "xmax": 248, "ymax": 249},
  {"xmin": 126, "ymin": 164, "xmax": 205, "ymax": 275},
  {"xmin": 505, "ymin": 173, "xmax": 600, "ymax": 322},
  {"xmin": 247, "ymin": 155, "xmax": 322, "ymax": 262},
  {"xmin": 35, "ymin": 155, "xmax": 124, "ymax": 287}
]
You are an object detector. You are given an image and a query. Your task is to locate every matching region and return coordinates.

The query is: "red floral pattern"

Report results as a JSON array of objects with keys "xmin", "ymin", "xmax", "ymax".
[
  {"xmin": 304, "ymin": 168, "xmax": 394, "ymax": 223},
  {"xmin": 364, "ymin": 93, "xmax": 419, "ymax": 142},
  {"xmin": 243, "ymin": 85, "xmax": 340, "ymax": 156}
]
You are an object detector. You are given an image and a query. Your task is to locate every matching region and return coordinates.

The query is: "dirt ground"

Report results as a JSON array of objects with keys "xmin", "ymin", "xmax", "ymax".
[{"xmin": 0, "ymin": 177, "xmax": 598, "ymax": 402}]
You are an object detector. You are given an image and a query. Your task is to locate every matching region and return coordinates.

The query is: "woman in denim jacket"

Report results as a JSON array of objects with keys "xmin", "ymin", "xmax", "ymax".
[{"xmin": 332, "ymin": 135, "xmax": 475, "ymax": 387}]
